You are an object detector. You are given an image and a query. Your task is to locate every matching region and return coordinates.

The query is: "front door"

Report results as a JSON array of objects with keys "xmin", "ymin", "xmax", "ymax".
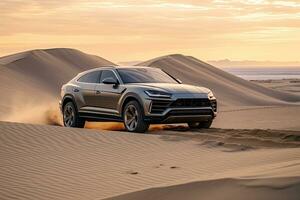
[{"xmin": 94, "ymin": 70, "xmax": 124, "ymax": 114}]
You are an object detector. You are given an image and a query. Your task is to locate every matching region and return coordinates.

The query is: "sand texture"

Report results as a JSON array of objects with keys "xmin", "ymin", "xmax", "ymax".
[
  {"xmin": 1, "ymin": 121, "xmax": 300, "ymax": 200},
  {"xmin": 252, "ymin": 79, "xmax": 300, "ymax": 94}
]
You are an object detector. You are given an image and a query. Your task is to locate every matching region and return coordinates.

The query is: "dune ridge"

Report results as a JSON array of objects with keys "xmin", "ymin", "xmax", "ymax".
[{"xmin": 106, "ymin": 177, "xmax": 300, "ymax": 200}]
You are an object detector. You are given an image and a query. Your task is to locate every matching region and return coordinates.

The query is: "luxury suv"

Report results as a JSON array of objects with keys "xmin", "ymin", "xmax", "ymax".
[{"xmin": 59, "ymin": 66, "xmax": 217, "ymax": 132}]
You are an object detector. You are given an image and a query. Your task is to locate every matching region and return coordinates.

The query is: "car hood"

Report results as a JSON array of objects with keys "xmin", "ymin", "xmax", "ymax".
[{"xmin": 130, "ymin": 83, "xmax": 210, "ymax": 94}]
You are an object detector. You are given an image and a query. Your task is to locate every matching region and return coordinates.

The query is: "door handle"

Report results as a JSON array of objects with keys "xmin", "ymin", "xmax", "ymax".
[{"xmin": 96, "ymin": 90, "xmax": 101, "ymax": 94}]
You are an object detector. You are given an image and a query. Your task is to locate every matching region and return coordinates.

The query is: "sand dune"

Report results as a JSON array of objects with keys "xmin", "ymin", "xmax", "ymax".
[
  {"xmin": 253, "ymin": 79, "xmax": 300, "ymax": 94},
  {"xmin": 0, "ymin": 48, "xmax": 115, "ymax": 124},
  {"xmin": 0, "ymin": 121, "xmax": 300, "ymax": 200},
  {"xmin": 106, "ymin": 177, "xmax": 300, "ymax": 200},
  {"xmin": 139, "ymin": 54, "xmax": 300, "ymax": 109},
  {"xmin": 0, "ymin": 48, "xmax": 114, "ymax": 95}
]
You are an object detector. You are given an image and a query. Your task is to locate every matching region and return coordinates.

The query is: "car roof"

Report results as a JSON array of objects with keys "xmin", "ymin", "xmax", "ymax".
[
  {"xmin": 98, "ymin": 65, "xmax": 152, "ymax": 69},
  {"xmin": 79, "ymin": 65, "xmax": 154, "ymax": 74}
]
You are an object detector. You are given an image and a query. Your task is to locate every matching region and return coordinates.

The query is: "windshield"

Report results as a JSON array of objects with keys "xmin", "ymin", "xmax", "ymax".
[{"xmin": 117, "ymin": 68, "xmax": 178, "ymax": 84}]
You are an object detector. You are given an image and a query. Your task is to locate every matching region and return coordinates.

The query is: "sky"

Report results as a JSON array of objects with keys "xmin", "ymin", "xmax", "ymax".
[{"xmin": 0, "ymin": 0, "xmax": 300, "ymax": 64}]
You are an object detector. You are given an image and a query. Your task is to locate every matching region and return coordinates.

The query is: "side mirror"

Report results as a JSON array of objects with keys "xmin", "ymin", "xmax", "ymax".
[{"xmin": 102, "ymin": 77, "xmax": 119, "ymax": 86}]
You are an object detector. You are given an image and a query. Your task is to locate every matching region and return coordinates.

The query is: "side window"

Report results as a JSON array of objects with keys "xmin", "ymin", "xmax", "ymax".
[
  {"xmin": 77, "ymin": 71, "xmax": 100, "ymax": 83},
  {"xmin": 100, "ymin": 70, "xmax": 117, "ymax": 83}
]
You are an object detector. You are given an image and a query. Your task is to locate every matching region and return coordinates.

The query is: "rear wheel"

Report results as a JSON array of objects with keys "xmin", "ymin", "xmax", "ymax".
[
  {"xmin": 63, "ymin": 102, "xmax": 85, "ymax": 128},
  {"xmin": 123, "ymin": 101, "xmax": 149, "ymax": 133},
  {"xmin": 188, "ymin": 119, "xmax": 213, "ymax": 129}
]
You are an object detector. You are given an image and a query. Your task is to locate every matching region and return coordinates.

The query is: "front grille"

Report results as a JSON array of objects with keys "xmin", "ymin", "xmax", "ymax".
[
  {"xmin": 150, "ymin": 98, "xmax": 217, "ymax": 114},
  {"xmin": 150, "ymin": 100, "xmax": 172, "ymax": 114},
  {"xmin": 170, "ymin": 98, "xmax": 211, "ymax": 108}
]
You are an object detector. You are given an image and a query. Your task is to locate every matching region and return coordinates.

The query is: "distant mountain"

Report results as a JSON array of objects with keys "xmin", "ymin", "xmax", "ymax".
[{"xmin": 207, "ymin": 59, "xmax": 300, "ymax": 68}]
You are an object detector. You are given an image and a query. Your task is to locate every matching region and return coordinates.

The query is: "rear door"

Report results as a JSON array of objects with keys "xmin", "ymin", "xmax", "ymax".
[
  {"xmin": 94, "ymin": 70, "xmax": 124, "ymax": 111},
  {"xmin": 76, "ymin": 71, "xmax": 101, "ymax": 107}
]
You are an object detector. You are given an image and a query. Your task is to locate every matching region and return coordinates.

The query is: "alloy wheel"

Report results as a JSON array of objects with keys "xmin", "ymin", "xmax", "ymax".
[
  {"xmin": 64, "ymin": 104, "xmax": 75, "ymax": 127},
  {"xmin": 124, "ymin": 105, "xmax": 138, "ymax": 131}
]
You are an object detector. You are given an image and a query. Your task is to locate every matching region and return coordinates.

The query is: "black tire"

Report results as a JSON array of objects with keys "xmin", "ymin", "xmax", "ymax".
[
  {"xmin": 198, "ymin": 120, "xmax": 213, "ymax": 129},
  {"xmin": 123, "ymin": 100, "xmax": 149, "ymax": 133},
  {"xmin": 63, "ymin": 102, "xmax": 85, "ymax": 128},
  {"xmin": 188, "ymin": 119, "xmax": 213, "ymax": 129}
]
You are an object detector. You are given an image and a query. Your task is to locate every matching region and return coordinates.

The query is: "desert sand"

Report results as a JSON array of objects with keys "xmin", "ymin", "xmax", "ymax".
[
  {"xmin": 1, "ymin": 121, "xmax": 300, "ymax": 200},
  {"xmin": 252, "ymin": 79, "xmax": 300, "ymax": 94},
  {"xmin": 1, "ymin": 48, "xmax": 300, "ymax": 199}
]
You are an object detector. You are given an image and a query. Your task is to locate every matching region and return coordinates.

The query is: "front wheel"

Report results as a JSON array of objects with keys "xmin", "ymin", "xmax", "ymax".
[
  {"xmin": 123, "ymin": 101, "xmax": 149, "ymax": 133},
  {"xmin": 63, "ymin": 102, "xmax": 85, "ymax": 128},
  {"xmin": 188, "ymin": 119, "xmax": 213, "ymax": 129}
]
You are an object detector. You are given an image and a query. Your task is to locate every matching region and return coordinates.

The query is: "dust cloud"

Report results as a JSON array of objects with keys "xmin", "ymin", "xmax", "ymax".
[{"xmin": 1, "ymin": 100, "xmax": 63, "ymax": 126}]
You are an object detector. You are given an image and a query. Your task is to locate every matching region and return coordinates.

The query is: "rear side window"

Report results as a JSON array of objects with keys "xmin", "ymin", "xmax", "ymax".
[
  {"xmin": 77, "ymin": 71, "xmax": 100, "ymax": 83},
  {"xmin": 100, "ymin": 70, "xmax": 117, "ymax": 83}
]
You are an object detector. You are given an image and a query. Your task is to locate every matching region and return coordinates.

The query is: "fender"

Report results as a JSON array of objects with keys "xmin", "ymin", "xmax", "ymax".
[
  {"xmin": 61, "ymin": 94, "xmax": 78, "ymax": 112},
  {"xmin": 118, "ymin": 92, "xmax": 145, "ymax": 115}
]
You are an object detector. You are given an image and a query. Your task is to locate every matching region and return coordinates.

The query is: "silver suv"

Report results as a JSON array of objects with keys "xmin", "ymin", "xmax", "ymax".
[{"xmin": 60, "ymin": 66, "xmax": 217, "ymax": 132}]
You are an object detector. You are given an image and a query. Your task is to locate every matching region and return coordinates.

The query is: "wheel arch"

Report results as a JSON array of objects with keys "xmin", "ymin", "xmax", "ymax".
[
  {"xmin": 120, "ymin": 93, "xmax": 144, "ymax": 117},
  {"xmin": 62, "ymin": 94, "xmax": 78, "ymax": 112}
]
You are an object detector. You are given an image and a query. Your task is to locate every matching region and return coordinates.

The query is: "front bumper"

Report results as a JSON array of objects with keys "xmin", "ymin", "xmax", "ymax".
[
  {"xmin": 144, "ymin": 107, "xmax": 214, "ymax": 124},
  {"xmin": 143, "ymin": 95, "xmax": 217, "ymax": 124}
]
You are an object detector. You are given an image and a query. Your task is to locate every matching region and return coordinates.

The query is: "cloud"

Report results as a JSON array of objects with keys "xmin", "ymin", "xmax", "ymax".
[{"xmin": 0, "ymin": 0, "xmax": 299, "ymax": 61}]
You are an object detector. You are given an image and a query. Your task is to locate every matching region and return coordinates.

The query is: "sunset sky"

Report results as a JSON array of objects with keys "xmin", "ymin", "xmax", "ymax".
[{"xmin": 1, "ymin": 0, "xmax": 300, "ymax": 63}]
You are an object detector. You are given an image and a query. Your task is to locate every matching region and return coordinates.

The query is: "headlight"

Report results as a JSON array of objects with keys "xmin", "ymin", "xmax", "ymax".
[
  {"xmin": 207, "ymin": 91, "xmax": 215, "ymax": 99},
  {"xmin": 144, "ymin": 90, "xmax": 172, "ymax": 98}
]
